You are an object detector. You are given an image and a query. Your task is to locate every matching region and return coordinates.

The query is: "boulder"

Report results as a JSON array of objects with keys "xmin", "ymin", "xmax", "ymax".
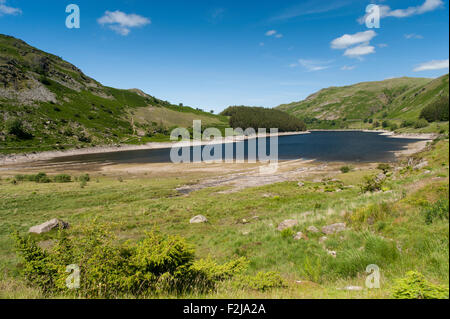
[
  {"xmin": 277, "ymin": 219, "xmax": 298, "ymax": 231},
  {"xmin": 29, "ymin": 218, "xmax": 69, "ymax": 234},
  {"xmin": 307, "ymin": 226, "xmax": 319, "ymax": 233},
  {"xmin": 190, "ymin": 215, "xmax": 208, "ymax": 224},
  {"xmin": 297, "ymin": 182, "xmax": 305, "ymax": 187},
  {"xmin": 326, "ymin": 250, "xmax": 337, "ymax": 258},
  {"xmin": 414, "ymin": 160, "xmax": 428, "ymax": 170},
  {"xmin": 322, "ymin": 223, "xmax": 346, "ymax": 235},
  {"xmin": 293, "ymin": 232, "xmax": 308, "ymax": 241}
]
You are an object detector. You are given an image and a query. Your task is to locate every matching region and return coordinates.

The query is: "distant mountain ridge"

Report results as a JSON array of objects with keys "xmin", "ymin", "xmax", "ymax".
[
  {"xmin": 277, "ymin": 74, "xmax": 449, "ymax": 123},
  {"xmin": 0, "ymin": 34, "xmax": 226, "ymax": 154}
]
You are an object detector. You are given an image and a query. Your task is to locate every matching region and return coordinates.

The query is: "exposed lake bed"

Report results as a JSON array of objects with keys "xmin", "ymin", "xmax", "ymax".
[{"xmin": 0, "ymin": 131, "xmax": 434, "ymax": 172}]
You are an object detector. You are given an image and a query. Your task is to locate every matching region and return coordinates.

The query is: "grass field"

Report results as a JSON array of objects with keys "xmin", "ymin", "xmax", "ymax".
[{"xmin": 0, "ymin": 136, "xmax": 448, "ymax": 299}]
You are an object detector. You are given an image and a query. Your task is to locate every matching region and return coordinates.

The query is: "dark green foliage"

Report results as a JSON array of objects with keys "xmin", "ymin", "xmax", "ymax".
[
  {"xmin": 420, "ymin": 96, "xmax": 449, "ymax": 122},
  {"xmin": 414, "ymin": 118, "xmax": 429, "ymax": 129},
  {"xmin": 5, "ymin": 118, "xmax": 33, "ymax": 140},
  {"xmin": 13, "ymin": 226, "xmax": 250, "ymax": 297},
  {"xmin": 377, "ymin": 163, "xmax": 391, "ymax": 174},
  {"xmin": 221, "ymin": 106, "xmax": 307, "ymax": 132},
  {"xmin": 78, "ymin": 174, "xmax": 90, "ymax": 183},
  {"xmin": 361, "ymin": 175, "xmax": 384, "ymax": 193},
  {"xmin": 15, "ymin": 172, "xmax": 51, "ymax": 183},
  {"xmin": 340, "ymin": 166, "xmax": 351, "ymax": 173},
  {"xmin": 53, "ymin": 174, "xmax": 72, "ymax": 183},
  {"xmin": 392, "ymin": 271, "xmax": 449, "ymax": 299},
  {"xmin": 423, "ymin": 199, "xmax": 449, "ymax": 225}
]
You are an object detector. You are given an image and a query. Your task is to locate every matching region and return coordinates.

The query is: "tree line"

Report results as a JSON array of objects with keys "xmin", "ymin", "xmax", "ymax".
[{"xmin": 221, "ymin": 106, "xmax": 307, "ymax": 132}]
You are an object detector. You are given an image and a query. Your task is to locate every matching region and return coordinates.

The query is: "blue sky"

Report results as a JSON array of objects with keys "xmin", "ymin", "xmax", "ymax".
[{"xmin": 0, "ymin": 0, "xmax": 449, "ymax": 112}]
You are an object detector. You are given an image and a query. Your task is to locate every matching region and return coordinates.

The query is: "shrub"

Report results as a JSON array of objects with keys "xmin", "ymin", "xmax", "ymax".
[
  {"xmin": 79, "ymin": 174, "xmax": 90, "ymax": 182},
  {"xmin": 5, "ymin": 118, "xmax": 33, "ymax": 140},
  {"xmin": 414, "ymin": 119, "xmax": 429, "ymax": 129},
  {"xmin": 13, "ymin": 226, "xmax": 250, "ymax": 298},
  {"xmin": 340, "ymin": 166, "xmax": 352, "ymax": 173},
  {"xmin": 423, "ymin": 199, "xmax": 449, "ymax": 225},
  {"xmin": 377, "ymin": 163, "xmax": 391, "ymax": 174},
  {"xmin": 53, "ymin": 174, "xmax": 72, "ymax": 183},
  {"xmin": 392, "ymin": 271, "xmax": 449, "ymax": 299},
  {"xmin": 401, "ymin": 120, "xmax": 414, "ymax": 128},
  {"xmin": 390, "ymin": 123, "xmax": 398, "ymax": 131},
  {"xmin": 420, "ymin": 97, "xmax": 449, "ymax": 122},
  {"xmin": 361, "ymin": 175, "xmax": 384, "ymax": 193},
  {"xmin": 15, "ymin": 173, "xmax": 51, "ymax": 183},
  {"xmin": 233, "ymin": 272, "xmax": 286, "ymax": 292}
]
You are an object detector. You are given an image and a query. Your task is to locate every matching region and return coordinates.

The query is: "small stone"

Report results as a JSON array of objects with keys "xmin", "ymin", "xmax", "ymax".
[
  {"xmin": 29, "ymin": 218, "xmax": 69, "ymax": 234},
  {"xmin": 298, "ymin": 182, "xmax": 305, "ymax": 187},
  {"xmin": 293, "ymin": 232, "xmax": 308, "ymax": 241},
  {"xmin": 277, "ymin": 219, "xmax": 298, "ymax": 231},
  {"xmin": 242, "ymin": 219, "xmax": 249, "ymax": 224},
  {"xmin": 322, "ymin": 223, "xmax": 347, "ymax": 235},
  {"xmin": 319, "ymin": 236, "xmax": 328, "ymax": 244},
  {"xmin": 327, "ymin": 250, "xmax": 337, "ymax": 258},
  {"xmin": 307, "ymin": 226, "xmax": 319, "ymax": 233},
  {"xmin": 190, "ymin": 215, "xmax": 208, "ymax": 224}
]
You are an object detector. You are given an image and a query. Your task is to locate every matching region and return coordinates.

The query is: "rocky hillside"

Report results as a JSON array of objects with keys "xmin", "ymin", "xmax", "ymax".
[
  {"xmin": 277, "ymin": 75, "xmax": 449, "ymax": 124},
  {"xmin": 0, "ymin": 34, "xmax": 226, "ymax": 154}
]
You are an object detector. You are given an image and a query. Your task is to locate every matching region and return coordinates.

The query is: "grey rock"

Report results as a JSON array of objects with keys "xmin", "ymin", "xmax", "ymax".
[
  {"xmin": 307, "ymin": 226, "xmax": 319, "ymax": 233},
  {"xmin": 297, "ymin": 182, "xmax": 305, "ymax": 187},
  {"xmin": 277, "ymin": 219, "xmax": 298, "ymax": 231},
  {"xmin": 322, "ymin": 223, "xmax": 346, "ymax": 235},
  {"xmin": 190, "ymin": 215, "xmax": 208, "ymax": 224},
  {"xmin": 29, "ymin": 218, "xmax": 69, "ymax": 234}
]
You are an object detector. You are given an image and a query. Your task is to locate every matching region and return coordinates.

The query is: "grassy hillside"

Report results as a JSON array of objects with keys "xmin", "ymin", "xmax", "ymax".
[
  {"xmin": 0, "ymin": 34, "xmax": 227, "ymax": 154},
  {"xmin": 277, "ymin": 75, "xmax": 449, "ymax": 132},
  {"xmin": 0, "ymin": 136, "xmax": 448, "ymax": 299}
]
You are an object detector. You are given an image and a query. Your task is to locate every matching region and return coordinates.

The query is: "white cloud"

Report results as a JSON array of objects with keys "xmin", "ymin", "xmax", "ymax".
[
  {"xmin": 98, "ymin": 10, "xmax": 151, "ymax": 36},
  {"xmin": 265, "ymin": 30, "xmax": 283, "ymax": 38},
  {"xmin": 341, "ymin": 65, "xmax": 356, "ymax": 71},
  {"xmin": 405, "ymin": 33, "xmax": 424, "ymax": 39},
  {"xmin": 359, "ymin": 0, "xmax": 444, "ymax": 23},
  {"xmin": 297, "ymin": 59, "xmax": 332, "ymax": 71},
  {"xmin": 331, "ymin": 31, "xmax": 376, "ymax": 49},
  {"xmin": 413, "ymin": 59, "xmax": 449, "ymax": 71},
  {"xmin": 344, "ymin": 44, "xmax": 375, "ymax": 58},
  {"xmin": 0, "ymin": 0, "xmax": 21, "ymax": 16}
]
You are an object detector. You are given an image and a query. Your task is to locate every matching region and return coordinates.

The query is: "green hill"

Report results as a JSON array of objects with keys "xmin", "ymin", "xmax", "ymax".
[
  {"xmin": 0, "ymin": 34, "xmax": 227, "ymax": 154},
  {"xmin": 277, "ymin": 75, "xmax": 449, "ymax": 131}
]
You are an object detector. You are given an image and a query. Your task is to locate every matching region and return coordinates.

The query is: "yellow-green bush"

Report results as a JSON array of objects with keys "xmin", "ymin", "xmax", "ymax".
[
  {"xmin": 232, "ymin": 272, "xmax": 286, "ymax": 292},
  {"xmin": 392, "ymin": 271, "xmax": 449, "ymax": 299},
  {"xmin": 13, "ymin": 225, "xmax": 249, "ymax": 298}
]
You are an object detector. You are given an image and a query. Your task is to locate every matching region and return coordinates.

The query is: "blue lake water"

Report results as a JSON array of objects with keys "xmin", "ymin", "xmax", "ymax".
[{"xmin": 41, "ymin": 131, "xmax": 424, "ymax": 166}]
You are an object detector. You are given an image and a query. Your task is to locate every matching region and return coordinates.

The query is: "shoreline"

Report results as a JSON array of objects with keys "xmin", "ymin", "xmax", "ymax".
[
  {"xmin": 0, "ymin": 129, "xmax": 437, "ymax": 167},
  {"xmin": 0, "ymin": 131, "xmax": 310, "ymax": 166}
]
